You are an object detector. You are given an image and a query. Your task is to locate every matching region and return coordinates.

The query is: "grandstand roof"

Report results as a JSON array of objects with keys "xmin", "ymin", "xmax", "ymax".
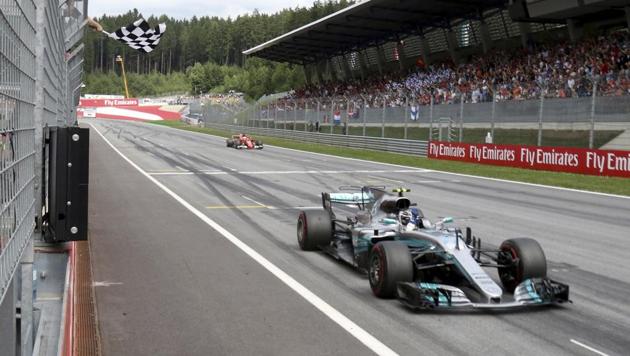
[{"xmin": 243, "ymin": 0, "xmax": 507, "ymax": 64}]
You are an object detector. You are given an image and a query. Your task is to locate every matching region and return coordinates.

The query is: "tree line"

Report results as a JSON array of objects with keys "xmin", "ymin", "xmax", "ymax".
[{"xmin": 84, "ymin": 1, "xmax": 353, "ymax": 99}]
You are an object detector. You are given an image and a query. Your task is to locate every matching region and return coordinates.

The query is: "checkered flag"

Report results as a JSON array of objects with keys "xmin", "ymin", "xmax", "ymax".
[{"xmin": 106, "ymin": 19, "xmax": 166, "ymax": 53}]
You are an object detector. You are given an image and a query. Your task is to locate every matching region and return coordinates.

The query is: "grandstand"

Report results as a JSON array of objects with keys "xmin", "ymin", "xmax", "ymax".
[
  {"xmin": 244, "ymin": 0, "xmax": 629, "ymax": 85},
  {"xmin": 238, "ymin": 0, "xmax": 630, "ymax": 149}
]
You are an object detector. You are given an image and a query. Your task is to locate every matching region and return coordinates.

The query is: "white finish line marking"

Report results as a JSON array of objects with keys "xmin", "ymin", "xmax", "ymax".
[
  {"xmin": 570, "ymin": 339, "xmax": 609, "ymax": 356},
  {"xmin": 147, "ymin": 169, "xmax": 428, "ymax": 176},
  {"xmin": 90, "ymin": 123, "xmax": 398, "ymax": 356}
]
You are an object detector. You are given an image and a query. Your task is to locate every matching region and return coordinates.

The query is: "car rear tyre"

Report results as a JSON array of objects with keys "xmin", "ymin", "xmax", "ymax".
[
  {"xmin": 369, "ymin": 241, "xmax": 413, "ymax": 298},
  {"xmin": 226, "ymin": 139, "xmax": 233, "ymax": 147},
  {"xmin": 297, "ymin": 210, "xmax": 332, "ymax": 251},
  {"xmin": 498, "ymin": 238, "xmax": 547, "ymax": 292}
]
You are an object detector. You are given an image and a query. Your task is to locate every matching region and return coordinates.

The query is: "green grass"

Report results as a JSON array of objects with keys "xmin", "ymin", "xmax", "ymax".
[
  {"xmin": 150, "ymin": 120, "xmax": 630, "ymax": 196},
  {"xmin": 248, "ymin": 123, "xmax": 620, "ymax": 149}
]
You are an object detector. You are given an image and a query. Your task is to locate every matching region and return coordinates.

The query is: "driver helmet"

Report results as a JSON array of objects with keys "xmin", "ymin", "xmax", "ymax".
[{"xmin": 399, "ymin": 210, "xmax": 412, "ymax": 226}]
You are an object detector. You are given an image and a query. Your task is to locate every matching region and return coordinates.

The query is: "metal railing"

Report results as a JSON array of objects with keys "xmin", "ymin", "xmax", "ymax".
[
  {"xmin": 193, "ymin": 78, "xmax": 630, "ymax": 149},
  {"xmin": 204, "ymin": 123, "xmax": 428, "ymax": 156},
  {"xmin": 249, "ymin": 83, "xmax": 628, "ymax": 148}
]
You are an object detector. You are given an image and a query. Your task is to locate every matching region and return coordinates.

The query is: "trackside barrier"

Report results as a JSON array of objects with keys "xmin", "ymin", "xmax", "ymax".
[
  {"xmin": 205, "ymin": 123, "xmax": 428, "ymax": 156},
  {"xmin": 428, "ymin": 141, "xmax": 630, "ymax": 178}
]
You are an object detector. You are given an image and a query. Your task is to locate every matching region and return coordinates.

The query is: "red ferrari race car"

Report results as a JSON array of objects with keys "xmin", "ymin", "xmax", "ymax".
[{"xmin": 226, "ymin": 134, "xmax": 263, "ymax": 149}]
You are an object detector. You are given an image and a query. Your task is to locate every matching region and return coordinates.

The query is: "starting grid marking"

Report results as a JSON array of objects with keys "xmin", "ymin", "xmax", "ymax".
[{"xmin": 147, "ymin": 169, "xmax": 431, "ymax": 176}]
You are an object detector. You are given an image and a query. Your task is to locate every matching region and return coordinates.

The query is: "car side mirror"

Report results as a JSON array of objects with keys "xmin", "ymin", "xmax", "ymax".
[{"xmin": 435, "ymin": 217, "xmax": 453, "ymax": 230}]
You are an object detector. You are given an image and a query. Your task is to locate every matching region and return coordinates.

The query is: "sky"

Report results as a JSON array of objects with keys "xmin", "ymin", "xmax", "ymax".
[{"xmin": 89, "ymin": 0, "xmax": 320, "ymax": 19}]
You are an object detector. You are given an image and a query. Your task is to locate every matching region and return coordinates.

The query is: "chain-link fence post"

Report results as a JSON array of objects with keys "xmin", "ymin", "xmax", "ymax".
[
  {"xmin": 491, "ymin": 86, "xmax": 496, "ymax": 141},
  {"xmin": 538, "ymin": 88, "xmax": 545, "ymax": 146},
  {"xmin": 589, "ymin": 78, "xmax": 598, "ymax": 149},
  {"xmin": 316, "ymin": 100, "xmax": 321, "ymax": 133},
  {"xmin": 404, "ymin": 96, "xmax": 409, "ymax": 140},
  {"xmin": 249, "ymin": 102, "xmax": 253, "ymax": 127},
  {"xmin": 330, "ymin": 99, "xmax": 335, "ymax": 135},
  {"xmin": 283, "ymin": 100, "xmax": 287, "ymax": 130},
  {"xmin": 274, "ymin": 100, "xmax": 278, "ymax": 129},
  {"xmin": 429, "ymin": 96, "xmax": 434, "ymax": 141},
  {"xmin": 381, "ymin": 97, "xmax": 386, "ymax": 138},
  {"xmin": 253, "ymin": 102, "xmax": 257, "ymax": 128},
  {"xmin": 459, "ymin": 92, "xmax": 464, "ymax": 142},
  {"xmin": 340, "ymin": 96, "xmax": 350, "ymax": 135},
  {"xmin": 361, "ymin": 95, "xmax": 367, "ymax": 137},
  {"xmin": 293, "ymin": 100, "xmax": 297, "ymax": 131},
  {"xmin": 304, "ymin": 100, "xmax": 308, "ymax": 132}
]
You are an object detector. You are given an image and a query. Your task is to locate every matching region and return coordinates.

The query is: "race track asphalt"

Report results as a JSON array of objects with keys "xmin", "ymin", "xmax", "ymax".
[{"xmin": 87, "ymin": 119, "xmax": 630, "ymax": 356}]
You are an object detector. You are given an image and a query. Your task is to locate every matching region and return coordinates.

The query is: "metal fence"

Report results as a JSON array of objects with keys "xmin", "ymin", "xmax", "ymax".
[
  {"xmin": 1, "ymin": 1, "xmax": 85, "ymax": 353},
  {"xmin": 204, "ymin": 123, "xmax": 428, "ymax": 156},
  {"xmin": 191, "ymin": 79, "xmax": 630, "ymax": 149},
  {"xmin": 1, "ymin": 0, "xmax": 38, "ymax": 307}
]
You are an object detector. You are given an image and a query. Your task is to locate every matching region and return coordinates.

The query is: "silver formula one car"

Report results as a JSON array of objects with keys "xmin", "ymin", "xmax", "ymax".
[{"xmin": 296, "ymin": 187, "xmax": 569, "ymax": 310}]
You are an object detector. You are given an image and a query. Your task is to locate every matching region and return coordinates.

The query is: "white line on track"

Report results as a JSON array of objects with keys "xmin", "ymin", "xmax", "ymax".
[
  {"xmin": 570, "ymin": 339, "xmax": 610, "ymax": 356},
  {"xmin": 128, "ymin": 122, "xmax": 630, "ymax": 200},
  {"xmin": 89, "ymin": 123, "xmax": 398, "ymax": 356},
  {"xmin": 241, "ymin": 195, "xmax": 267, "ymax": 207},
  {"xmin": 368, "ymin": 175, "xmax": 404, "ymax": 184},
  {"xmin": 149, "ymin": 171, "xmax": 225, "ymax": 176}
]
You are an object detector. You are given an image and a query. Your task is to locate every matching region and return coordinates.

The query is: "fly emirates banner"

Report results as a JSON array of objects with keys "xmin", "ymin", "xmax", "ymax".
[{"xmin": 428, "ymin": 141, "xmax": 630, "ymax": 178}]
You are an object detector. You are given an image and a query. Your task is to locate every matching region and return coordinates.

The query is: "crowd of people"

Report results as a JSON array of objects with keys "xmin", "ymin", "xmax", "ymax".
[{"xmin": 277, "ymin": 31, "xmax": 629, "ymax": 110}]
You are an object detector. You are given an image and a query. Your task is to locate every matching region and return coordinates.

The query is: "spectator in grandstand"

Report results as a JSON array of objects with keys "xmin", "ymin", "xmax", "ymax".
[{"xmin": 282, "ymin": 31, "xmax": 629, "ymax": 108}]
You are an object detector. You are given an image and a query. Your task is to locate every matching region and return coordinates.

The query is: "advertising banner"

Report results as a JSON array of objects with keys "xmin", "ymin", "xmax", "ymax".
[
  {"xmin": 428, "ymin": 141, "xmax": 630, "ymax": 178},
  {"xmin": 79, "ymin": 98, "xmax": 139, "ymax": 107}
]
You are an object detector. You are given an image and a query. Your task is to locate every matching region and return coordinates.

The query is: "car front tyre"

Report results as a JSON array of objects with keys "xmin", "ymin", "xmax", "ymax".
[
  {"xmin": 369, "ymin": 241, "xmax": 413, "ymax": 298},
  {"xmin": 498, "ymin": 238, "xmax": 547, "ymax": 292}
]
